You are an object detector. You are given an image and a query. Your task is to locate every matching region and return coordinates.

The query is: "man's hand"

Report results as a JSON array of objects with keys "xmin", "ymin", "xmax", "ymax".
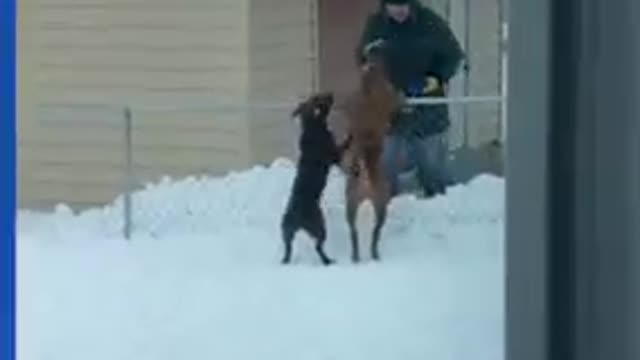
[
  {"xmin": 424, "ymin": 76, "xmax": 441, "ymax": 94},
  {"xmin": 363, "ymin": 38, "xmax": 387, "ymax": 57}
]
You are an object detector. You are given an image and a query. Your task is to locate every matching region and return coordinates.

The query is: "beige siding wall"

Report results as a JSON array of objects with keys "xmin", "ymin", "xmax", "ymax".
[
  {"xmin": 246, "ymin": 0, "xmax": 315, "ymax": 164},
  {"xmin": 18, "ymin": 0, "xmax": 253, "ymax": 209},
  {"xmin": 18, "ymin": 0, "xmax": 504, "ymax": 210}
]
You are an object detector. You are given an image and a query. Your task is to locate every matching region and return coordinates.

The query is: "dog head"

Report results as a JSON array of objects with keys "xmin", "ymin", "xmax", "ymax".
[{"xmin": 291, "ymin": 92, "xmax": 334, "ymax": 129}]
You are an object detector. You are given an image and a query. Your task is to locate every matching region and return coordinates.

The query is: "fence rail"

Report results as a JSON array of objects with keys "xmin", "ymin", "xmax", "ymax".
[{"xmin": 37, "ymin": 94, "xmax": 504, "ymax": 114}]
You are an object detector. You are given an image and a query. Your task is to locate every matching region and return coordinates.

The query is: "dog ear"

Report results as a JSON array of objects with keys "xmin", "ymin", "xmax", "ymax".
[
  {"xmin": 316, "ymin": 91, "xmax": 333, "ymax": 101},
  {"xmin": 291, "ymin": 101, "xmax": 305, "ymax": 118}
]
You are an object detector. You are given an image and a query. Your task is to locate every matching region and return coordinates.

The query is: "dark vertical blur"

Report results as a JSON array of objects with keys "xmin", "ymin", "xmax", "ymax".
[{"xmin": 508, "ymin": 0, "xmax": 639, "ymax": 359}]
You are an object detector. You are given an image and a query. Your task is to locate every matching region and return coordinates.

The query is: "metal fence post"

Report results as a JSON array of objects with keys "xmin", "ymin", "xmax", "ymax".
[
  {"xmin": 462, "ymin": 0, "xmax": 471, "ymax": 148},
  {"xmin": 498, "ymin": 0, "xmax": 509, "ymax": 145},
  {"xmin": 500, "ymin": 21, "xmax": 509, "ymax": 145},
  {"xmin": 123, "ymin": 106, "xmax": 133, "ymax": 240}
]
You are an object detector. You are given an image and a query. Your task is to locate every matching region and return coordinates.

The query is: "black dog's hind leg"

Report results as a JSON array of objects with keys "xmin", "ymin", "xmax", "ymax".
[
  {"xmin": 280, "ymin": 214, "xmax": 298, "ymax": 264},
  {"xmin": 304, "ymin": 206, "xmax": 334, "ymax": 266}
]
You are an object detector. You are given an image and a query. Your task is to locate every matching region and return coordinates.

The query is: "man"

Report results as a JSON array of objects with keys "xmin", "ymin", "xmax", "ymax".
[{"xmin": 355, "ymin": 0, "xmax": 464, "ymax": 197}]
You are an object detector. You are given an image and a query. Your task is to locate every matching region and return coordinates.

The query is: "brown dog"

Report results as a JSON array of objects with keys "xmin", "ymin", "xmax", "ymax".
[{"xmin": 339, "ymin": 41, "xmax": 404, "ymax": 262}]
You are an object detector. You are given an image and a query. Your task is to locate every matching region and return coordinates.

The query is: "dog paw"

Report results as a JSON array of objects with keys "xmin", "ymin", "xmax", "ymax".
[{"xmin": 322, "ymin": 258, "xmax": 336, "ymax": 266}]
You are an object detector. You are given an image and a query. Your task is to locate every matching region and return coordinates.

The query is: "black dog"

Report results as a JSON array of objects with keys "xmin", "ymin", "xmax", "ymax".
[{"xmin": 281, "ymin": 92, "xmax": 351, "ymax": 265}]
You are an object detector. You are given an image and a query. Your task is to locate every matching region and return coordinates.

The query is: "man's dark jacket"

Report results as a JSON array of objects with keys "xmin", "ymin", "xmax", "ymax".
[{"xmin": 355, "ymin": 0, "xmax": 464, "ymax": 137}]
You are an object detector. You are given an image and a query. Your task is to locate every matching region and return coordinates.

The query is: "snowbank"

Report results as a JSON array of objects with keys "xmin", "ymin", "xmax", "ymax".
[{"xmin": 17, "ymin": 159, "xmax": 505, "ymax": 360}]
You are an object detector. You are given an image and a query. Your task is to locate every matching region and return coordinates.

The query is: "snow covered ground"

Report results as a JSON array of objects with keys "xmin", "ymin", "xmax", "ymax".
[{"xmin": 17, "ymin": 158, "xmax": 505, "ymax": 360}]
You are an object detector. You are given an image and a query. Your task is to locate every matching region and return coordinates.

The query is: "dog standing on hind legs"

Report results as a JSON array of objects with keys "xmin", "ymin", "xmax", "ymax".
[
  {"xmin": 341, "ymin": 40, "xmax": 404, "ymax": 263},
  {"xmin": 280, "ymin": 92, "xmax": 352, "ymax": 265}
]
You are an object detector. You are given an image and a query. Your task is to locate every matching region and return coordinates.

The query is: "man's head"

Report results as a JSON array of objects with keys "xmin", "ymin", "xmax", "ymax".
[{"xmin": 382, "ymin": 0, "xmax": 412, "ymax": 23}]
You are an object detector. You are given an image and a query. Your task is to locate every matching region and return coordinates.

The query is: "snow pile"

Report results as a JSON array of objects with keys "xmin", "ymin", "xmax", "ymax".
[{"xmin": 17, "ymin": 158, "xmax": 505, "ymax": 360}]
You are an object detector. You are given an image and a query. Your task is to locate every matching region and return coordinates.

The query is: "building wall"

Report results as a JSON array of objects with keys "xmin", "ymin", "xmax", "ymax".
[
  {"xmin": 18, "ymin": 0, "xmax": 253, "ymax": 209},
  {"xmin": 17, "ymin": 0, "xmax": 505, "ymax": 210},
  {"xmin": 246, "ymin": 0, "xmax": 316, "ymax": 164}
]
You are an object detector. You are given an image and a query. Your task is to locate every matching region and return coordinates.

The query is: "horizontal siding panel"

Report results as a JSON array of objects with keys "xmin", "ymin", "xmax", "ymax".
[
  {"xmin": 19, "ymin": 181, "xmax": 121, "ymax": 207},
  {"xmin": 27, "ymin": 163, "xmax": 124, "ymax": 186},
  {"xmin": 132, "ymin": 112, "xmax": 247, "ymax": 132},
  {"xmin": 132, "ymin": 128, "xmax": 245, "ymax": 149},
  {"xmin": 251, "ymin": 18, "xmax": 310, "ymax": 29},
  {"xmin": 33, "ymin": 31, "xmax": 245, "ymax": 50},
  {"xmin": 252, "ymin": 61, "xmax": 311, "ymax": 75},
  {"xmin": 35, "ymin": 88, "xmax": 247, "ymax": 106},
  {"xmin": 35, "ymin": 70, "xmax": 246, "ymax": 91},
  {"xmin": 252, "ymin": 70, "xmax": 310, "ymax": 84},
  {"xmin": 21, "ymin": 124, "xmax": 245, "ymax": 150},
  {"xmin": 251, "ymin": 38, "xmax": 310, "ymax": 52},
  {"xmin": 36, "ymin": 50, "xmax": 247, "ymax": 69},
  {"xmin": 251, "ymin": 143, "xmax": 294, "ymax": 165},
  {"xmin": 133, "ymin": 147, "xmax": 243, "ymax": 171},
  {"xmin": 30, "ymin": 106, "xmax": 249, "ymax": 130},
  {"xmin": 257, "ymin": 140, "xmax": 294, "ymax": 154},
  {"xmin": 34, "ymin": 0, "xmax": 242, "ymax": 10},
  {"xmin": 249, "ymin": 118, "xmax": 291, "ymax": 132},
  {"xmin": 31, "ymin": 106, "xmax": 125, "ymax": 126},
  {"xmin": 251, "ymin": 30, "xmax": 309, "ymax": 47},
  {"xmin": 252, "ymin": 56, "xmax": 311, "ymax": 70},
  {"xmin": 251, "ymin": 126, "xmax": 293, "ymax": 144},
  {"xmin": 20, "ymin": 144, "xmax": 124, "ymax": 166},
  {"xmin": 38, "ymin": 42, "xmax": 242, "ymax": 53},
  {"xmin": 252, "ymin": 140, "xmax": 293, "ymax": 158},
  {"xmin": 251, "ymin": 79, "xmax": 310, "ymax": 93},
  {"xmin": 36, "ymin": 67, "xmax": 245, "ymax": 81},
  {"xmin": 251, "ymin": 79, "xmax": 311, "ymax": 96},
  {"xmin": 250, "ymin": 41, "xmax": 306, "ymax": 57},
  {"xmin": 20, "ymin": 132, "xmax": 123, "ymax": 148},
  {"xmin": 20, "ymin": 145, "xmax": 244, "ymax": 173},
  {"xmin": 20, "ymin": 155, "xmax": 244, "ymax": 187},
  {"xmin": 134, "ymin": 158, "xmax": 247, "ymax": 181},
  {"xmin": 249, "ymin": 88, "xmax": 311, "ymax": 101},
  {"xmin": 21, "ymin": 132, "xmax": 244, "ymax": 152},
  {"xmin": 21, "ymin": 121, "xmax": 127, "ymax": 144},
  {"xmin": 32, "ymin": 7, "xmax": 243, "ymax": 19},
  {"xmin": 251, "ymin": 1, "xmax": 309, "ymax": 20},
  {"xmin": 33, "ymin": 22, "xmax": 243, "ymax": 34}
]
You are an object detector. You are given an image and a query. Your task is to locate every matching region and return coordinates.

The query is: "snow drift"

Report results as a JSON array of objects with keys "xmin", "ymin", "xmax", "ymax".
[{"xmin": 17, "ymin": 158, "xmax": 505, "ymax": 360}]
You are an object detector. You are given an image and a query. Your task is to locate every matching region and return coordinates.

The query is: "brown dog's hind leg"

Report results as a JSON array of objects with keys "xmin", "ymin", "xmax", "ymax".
[
  {"xmin": 304, "ymin": 207, "xmax": 334, "ymax": 266},
  {"xmin": 371, "ymin": 184, "xmax": 390, "ymax": 261},
  {"xmin": 346, "ymin": 176, "xmax": 362, "ymax": 263}
]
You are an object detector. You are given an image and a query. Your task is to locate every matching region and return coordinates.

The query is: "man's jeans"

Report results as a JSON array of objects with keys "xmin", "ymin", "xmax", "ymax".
[{"xmin": 382, "ymin": 132, "xmax": 452, "ymax": 197}]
